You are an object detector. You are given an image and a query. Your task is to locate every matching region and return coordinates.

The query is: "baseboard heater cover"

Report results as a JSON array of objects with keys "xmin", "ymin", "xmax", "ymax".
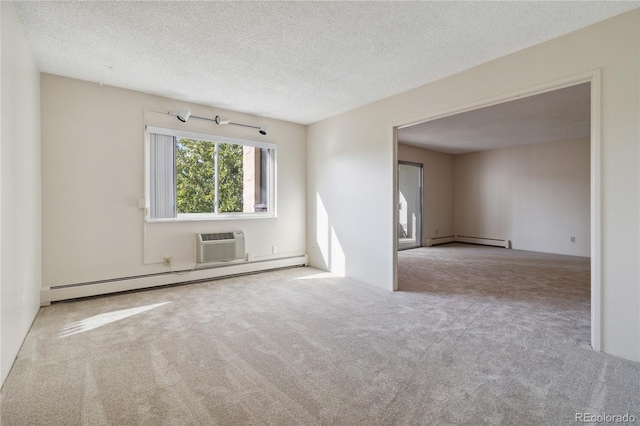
[
  {"xmin": 426, "ymin": 236, "xmax": 455, "ymax": 247},
  {"xmin": 426, "ymin": 236, "xmax": 510, "ymax": 248},
  {"xmin": 454, "ymin": 236, "xmax": 510, "ymax": 248},
  {"xmin": 42, "ymin": 254, "xmax": 309, "ymax": 304}
]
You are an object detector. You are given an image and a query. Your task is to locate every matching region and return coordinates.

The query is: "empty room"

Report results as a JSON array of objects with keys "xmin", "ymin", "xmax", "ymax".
[{"xmin": 2, "ymin": 2, "xmax": 640, "ymax": 425}]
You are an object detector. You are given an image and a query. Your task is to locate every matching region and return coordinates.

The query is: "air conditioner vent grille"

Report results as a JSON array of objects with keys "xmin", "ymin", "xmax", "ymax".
[{"xmin": 201, "ymin": 232, "xmax": 234, "ymax": 241}]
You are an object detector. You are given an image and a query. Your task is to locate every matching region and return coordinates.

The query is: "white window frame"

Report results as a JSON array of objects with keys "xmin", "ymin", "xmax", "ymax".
[{"xmin": 145, "ymin": 126, "xmax": 277, "ymax": 222}]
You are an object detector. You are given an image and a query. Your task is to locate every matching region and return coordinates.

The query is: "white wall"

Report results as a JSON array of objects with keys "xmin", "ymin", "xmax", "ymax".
[
  {"xmin": 398, "ymin": 144, "xmax": 454, "ymax": 244},
  {"xmin": 0, "ymin": 1, "xmax": 42, "ymax": 386},
  {"xmin": 307, "ymin": 112, "xmax": 389, "ymax": 278},
  {"xmin": 454, "ymin": 138, "xmax": 590, "ymax": 256},
  {"xmin": 41, "ymin": 74, "xmax": 306, "ymax": 289},
  {"xmin": 307, "ymin": 10, "xmax": 640, "ymax": 361}
]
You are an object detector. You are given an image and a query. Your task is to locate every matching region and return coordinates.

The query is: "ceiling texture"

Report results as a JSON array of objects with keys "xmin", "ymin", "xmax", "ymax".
[
  {"xmin": 14, "ymin": 1, "xmax": 640, "ymax": 125},
  {"xmin": 398, "ymin": 83, "xmax": 591, "ymax": 154}
]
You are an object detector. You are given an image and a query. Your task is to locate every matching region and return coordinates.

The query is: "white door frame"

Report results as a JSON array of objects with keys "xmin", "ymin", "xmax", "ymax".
[{"xmin": 392, "ymin": 69, "xmax": 602, "ymax": 352}]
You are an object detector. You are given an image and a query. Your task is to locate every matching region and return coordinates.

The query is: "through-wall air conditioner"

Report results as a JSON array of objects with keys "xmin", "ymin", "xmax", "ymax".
[{"xmin": 196, "ymin": 231, "xmax": 245, "ymax": 263}]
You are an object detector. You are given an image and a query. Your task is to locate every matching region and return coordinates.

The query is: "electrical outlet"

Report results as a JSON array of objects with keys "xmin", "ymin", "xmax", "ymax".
[
  {"xmin": 435, "ymin": 229, "xmax": 439, "ymax": 236},
  {"xmin": 163, "ymin": 256, "xmax": 172, "ymax": 267},
  {"xmin": 570, "ymin": 236, "xmax": 576, "ymax": 243},
  {"xmin": 272, "ymin": 245, "xmax": 278, "ymax": 254}
]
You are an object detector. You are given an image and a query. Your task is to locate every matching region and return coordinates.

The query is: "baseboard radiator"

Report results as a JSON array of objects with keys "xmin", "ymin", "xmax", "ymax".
[
  {"xmin": 427, "ymin": 235, "xmax": 510, "ymax": 249},
  {"xmin": 425, "ymin": 236, "xmax": 455, "ymax": 247},
  {"xmin": 42, "ymin": 254, "xmax": 309, "ymax": 304}
]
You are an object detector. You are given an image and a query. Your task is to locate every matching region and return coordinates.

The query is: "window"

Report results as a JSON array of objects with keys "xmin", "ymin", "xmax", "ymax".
[{"xmin": 147, "ymin": 127, "xmax": 275, "ymax": 220}]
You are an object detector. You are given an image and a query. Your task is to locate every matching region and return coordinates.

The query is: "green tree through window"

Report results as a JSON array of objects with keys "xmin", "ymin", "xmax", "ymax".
[
  {"xmin": 218, "ymin": 143, "xmax": 244, "ymax": 213},
  {"xmin": 175, "ymin": 139, "xmax": 244, "ymax": 213}
]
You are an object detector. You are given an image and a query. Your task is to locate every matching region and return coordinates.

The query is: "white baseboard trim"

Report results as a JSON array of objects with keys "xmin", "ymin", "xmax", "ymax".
[
  {"xmin": 426, "ymin": 236, "xmax": 455, "ymax": 247},
  {"xmin": 455, "ymin": 236, "xmax": 510, "ymax": 248},
  {"xmin": 42, "ymin": 255, "xmax": 309, "ymax": 304},
  {"xmin": 425, "ymin": 236, "xmax": 511, "ymax": 249}
]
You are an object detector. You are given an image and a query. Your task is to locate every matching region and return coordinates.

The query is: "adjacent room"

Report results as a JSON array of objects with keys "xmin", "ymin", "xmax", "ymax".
[
  {"xmin": 394, "ymin": 85, "xmax": 595, "ymax": 416},
  {"xmin": 395, "ymin": 82, "xmax": 592, "ymax": 301},
  {"xmin": 396, "ymin": 83, "xmax": 591, "ymax": 258},
  {"xmin": 2, "ymin": 1, "xmax": 640, "ymax": 424}
]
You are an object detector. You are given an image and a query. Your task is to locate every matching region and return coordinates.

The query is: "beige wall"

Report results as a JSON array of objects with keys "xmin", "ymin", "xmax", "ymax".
[
  {"xmin": 0, "ymin": 1, "xmax": 42, "ymax": 386},
  {"xmin": 454, "ymin": 138, "xmax": 590, "ymax": 256},
  {"xmin": 398, "ymin": 144, "xmax": 454, "ymax": 244},
  {"xmin": 41, "ymin": 74, "xmax": 306, "ymax": 289},
  {"xmin": 307, "ymin": 10, "xmax": 640, "ymax": 361}
]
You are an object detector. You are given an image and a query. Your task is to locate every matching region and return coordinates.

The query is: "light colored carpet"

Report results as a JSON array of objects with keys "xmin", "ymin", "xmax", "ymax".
[{"xmin": 1, "ymin": 243, "xmax": 639, "ymax": 425}]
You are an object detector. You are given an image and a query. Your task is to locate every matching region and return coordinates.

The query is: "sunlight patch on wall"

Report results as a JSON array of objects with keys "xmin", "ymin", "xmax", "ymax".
[
  {"xmin": 316, "ymin": 192, "xmax": 330, "ymax": 269},
  {"xmin": 315, "ymin": 192, "xmax": 346, "ymax": 276},
  {"xmin": 331, "ymin": 227, "xmax": 345, "ymax": 276}
]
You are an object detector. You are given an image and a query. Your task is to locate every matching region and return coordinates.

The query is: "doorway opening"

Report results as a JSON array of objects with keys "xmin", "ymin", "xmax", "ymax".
[{"xmin": 392, "ymin": 71, "xmax": 601, "ymax": 351}]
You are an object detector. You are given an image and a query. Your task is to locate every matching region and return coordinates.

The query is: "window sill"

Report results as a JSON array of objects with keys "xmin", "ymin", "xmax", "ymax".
[{"xmin": 146, "ymin": 213, "xmax": 276, "ymax": 223}]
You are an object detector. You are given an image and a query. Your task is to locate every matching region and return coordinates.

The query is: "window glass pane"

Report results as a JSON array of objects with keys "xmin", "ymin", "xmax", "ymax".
[
  {"xmin": 239, "ymin": 146, "xmax": 271, "ymax": 213},
  {"xmin": 149, "ymin": 130, "xmax": 273, "ymax": 219},
  {"xmin": 176, "ymin": 138, "xmax": 215, "ymax": 214},
  {"xmin": 242, "ymin": 146, "xmax": 271, "ymax": 213},
  {"xmin": 218, "ymin": 143, "xmax": 244, "ymax": 213}
]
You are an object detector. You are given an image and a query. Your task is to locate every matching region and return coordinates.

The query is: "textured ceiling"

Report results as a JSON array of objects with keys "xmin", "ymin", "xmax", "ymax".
[
  {"xmin": 14, "ymin": 1, "xmax": 640, "ymax": 125},
  {"xmin": 398, "ymin": 83, "xmax": 591, "ymax": 154}
]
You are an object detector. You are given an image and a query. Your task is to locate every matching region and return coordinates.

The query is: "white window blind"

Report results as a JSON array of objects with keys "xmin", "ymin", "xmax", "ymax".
[{"xmin": 149, "ymin": 133, "xmax": 176, "ymax": 219}]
